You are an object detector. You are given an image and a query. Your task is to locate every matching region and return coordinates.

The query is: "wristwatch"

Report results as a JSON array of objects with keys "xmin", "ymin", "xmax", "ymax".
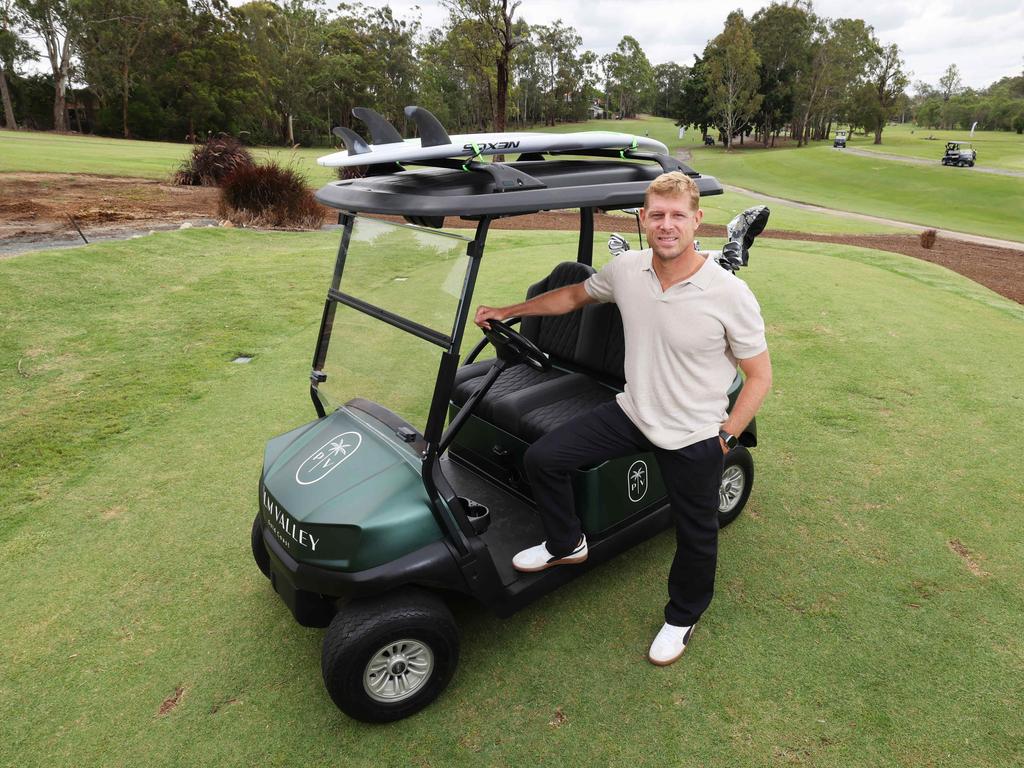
[{"xmin": 718, "ymin": 429, "xmax": 738, "ymax": 450}]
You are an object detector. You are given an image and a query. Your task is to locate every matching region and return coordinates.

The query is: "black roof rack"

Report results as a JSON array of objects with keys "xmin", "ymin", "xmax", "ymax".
[{"xmin": 315, "ymin": 107, "xmax": 724, "ymax": 219}]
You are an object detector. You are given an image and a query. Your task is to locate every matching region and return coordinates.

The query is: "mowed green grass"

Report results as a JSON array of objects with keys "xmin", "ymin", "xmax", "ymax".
[
  {"xmin": 2, "ymin": 228, "xmax": 1023, "ymax": 767},
  {"xmin": 531, "ymin": 116, "xmax": 1024, "ymax": 238},
  {"xmin": 0, "ymin": 129, "xmax": 337, "ymax": 185},
  {"xmin": 846, "ymin": 123, "xmax": 1024, "ymax": 171},
  {"xmin": 689, "ymin": 142, "xmax": 1024, "ymax": 242}
]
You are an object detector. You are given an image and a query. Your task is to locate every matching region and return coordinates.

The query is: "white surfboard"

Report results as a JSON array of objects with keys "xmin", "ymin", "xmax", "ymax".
[{"xmin": 317, "ymin": 131, "xmax": 669, "ymax": 168}]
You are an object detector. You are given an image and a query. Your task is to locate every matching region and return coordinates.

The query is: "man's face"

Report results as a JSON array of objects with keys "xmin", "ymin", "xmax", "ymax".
[{"xmin": 640, "ymin": 193, "xmax": 702, "ymax": 261}]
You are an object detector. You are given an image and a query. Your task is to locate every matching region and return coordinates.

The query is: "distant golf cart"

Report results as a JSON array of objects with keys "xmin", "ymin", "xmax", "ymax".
[
  {"xmin": 251, "ymin": 105, "xmax": 770, "ymax": 723},
  {"xmin": 833, "ymin": 130, "xmax": 848, "ymax": 149},
  {"xmin": 942, "ymin": 141, "xmax": 976, "ymax": 167},
  {"xmin": 704, "ymin": 135, "xmax": 715, "ymax": 146}
]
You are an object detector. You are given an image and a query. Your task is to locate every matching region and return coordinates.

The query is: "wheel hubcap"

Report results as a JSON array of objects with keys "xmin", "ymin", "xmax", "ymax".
[
  {"xmin": 363, "ymin": 639, "xmax": 434, "ymax": 703},
  {"xmin": 719, "ymin": 465, "xmax": 746, "ymax": 513}
]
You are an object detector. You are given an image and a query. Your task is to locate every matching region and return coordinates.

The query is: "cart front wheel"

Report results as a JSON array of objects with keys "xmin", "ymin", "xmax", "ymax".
[
  {"xmin": 719, "ymin": 446, "xmax": 754, "ymax": 528},
  {"xmin": 322, "ymin": 588, "xmax": 459, "ymax": 723}
]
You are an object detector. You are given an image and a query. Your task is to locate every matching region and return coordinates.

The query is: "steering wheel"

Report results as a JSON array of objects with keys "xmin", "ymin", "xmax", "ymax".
[{"xmin": 482, "ymin": 319, "xmax": 551, "ymax": 371}]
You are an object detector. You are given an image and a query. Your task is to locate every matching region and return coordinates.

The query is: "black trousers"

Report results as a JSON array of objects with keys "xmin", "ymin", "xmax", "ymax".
[{"xmin": 523, "ymin": 400, "xmax": 724, "ymax": 627}]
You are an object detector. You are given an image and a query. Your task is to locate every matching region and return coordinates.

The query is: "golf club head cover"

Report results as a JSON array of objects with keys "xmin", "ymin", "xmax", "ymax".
[{"xmin": 726, "ymin": 205, "xmax": 771, "ymax": 265}]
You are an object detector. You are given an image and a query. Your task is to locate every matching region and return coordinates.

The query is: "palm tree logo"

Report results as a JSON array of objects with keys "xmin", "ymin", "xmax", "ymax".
[
  {"xmin": 628, "ymin": 460, "xmax": 648, "ymax": 502},
  {"xmin": 296, "ymin": 431, "xmax": 363, "ymax": 485}
]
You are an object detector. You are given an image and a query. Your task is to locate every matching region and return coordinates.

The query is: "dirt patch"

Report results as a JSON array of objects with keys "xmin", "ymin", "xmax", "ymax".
[
  {"xmin": 2, "ymin": 173, "xmax": 1021, "ymax": 305},
  {"xmin": 947, "ymin": 538, "xmax": 990, "ymax": 577},
  {"xmin": 156, "ymin": 684, "xmax": 187, "ymax": 716},
  {"xmin": 0, "ymin": 172, "xmax": 219, "ymax": 248}
]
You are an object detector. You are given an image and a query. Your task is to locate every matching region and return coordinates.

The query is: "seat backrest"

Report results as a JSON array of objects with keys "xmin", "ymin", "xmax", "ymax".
[
  {"xmin": 576, "ymin": 301, "xmax": 626, "ymax": 384},
  {"xmin": 520, "ymin": 262, "xmax": 594, "ymax": 363}
]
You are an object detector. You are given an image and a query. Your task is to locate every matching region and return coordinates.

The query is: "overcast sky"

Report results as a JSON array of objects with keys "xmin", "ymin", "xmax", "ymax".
[{"xmin": 380, "ymin": 0, "xmax": 1024, "ymax": 90}]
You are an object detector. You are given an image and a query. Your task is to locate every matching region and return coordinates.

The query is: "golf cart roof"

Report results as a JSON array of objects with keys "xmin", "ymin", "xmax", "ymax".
[
  {"xmin": 314, "ymin": 106, "xmax": 723, "ymax": 219},
  {"xmin": 947, "ymin": 141, "xmax": 972, "ymax": 147}
]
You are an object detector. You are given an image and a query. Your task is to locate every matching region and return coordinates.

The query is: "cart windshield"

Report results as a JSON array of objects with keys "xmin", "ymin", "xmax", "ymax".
[
  {"xmin": 336, "ymin": 216, "xmax": 471, "ymax": 333},
  {"xmin": 317, "ymin": 216, "xmax": 473, "ymax": 426}
]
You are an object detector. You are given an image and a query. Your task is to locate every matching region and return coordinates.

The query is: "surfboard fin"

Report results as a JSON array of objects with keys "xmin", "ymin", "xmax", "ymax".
[
  {"xmin": 352, "ymin": 108, "xmax": 404, "ymax": 145},
  {"xmin": 404, "ymin": 106, "xmax": 450, "ymax": 148},
  {"xmin": 332, "ymin": 126, "xmax": 371, "ymax": 156}
]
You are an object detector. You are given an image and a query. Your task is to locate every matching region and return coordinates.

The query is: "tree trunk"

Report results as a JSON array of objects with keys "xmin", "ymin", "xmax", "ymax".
[
  {"xmin": 121, "ymin": 61, "xmax": 132, "ymax": 138},
  {"xmin": 0, "ymin": 63, "xmax": 17, "ymax": 130},
  {"xmin": 495, "ymin": 57, "xmax": 508, "ymax": 132},
  {"xmin": 287, "ymin": 113, "xmax": 294, "ymax": 145},
  {"xmin": 53, "ymin": 72, "xmax": 68, "ymax": 132},
  {"xmin": 873, "ymin": 123, "xmax": 883, "ymax": 144}
]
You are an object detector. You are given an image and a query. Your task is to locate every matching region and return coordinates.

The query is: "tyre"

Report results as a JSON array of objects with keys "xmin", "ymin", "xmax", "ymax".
[
  {"xmin": 251, "ymin": 513, "xmax": 271, "ymax": 579},
  {"xmin": 719, "ymin": 446, "xmax": 754, "ymax": 528},
  {"xmin": 321, "ymin": 588, "xmax": 459, "ymax": 723},
  {"xmin": 968, "ymin": 161, "xmax": 975, "ymax": 167}
]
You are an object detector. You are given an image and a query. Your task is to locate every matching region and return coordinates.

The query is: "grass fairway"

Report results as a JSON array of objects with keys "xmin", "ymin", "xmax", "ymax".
[
  {"xmin": 847, "ymin": 123, "xmax": 1024, "ymax": 171},
  {"xmin": 688, "ymin": 143, "xmax": 1024, "ymax": 242},
  {"xmin": 2, "ymin": 228, "xmax": 1022, "ymax": 767},
  {"xmin": 0, "ymin": 129, "xmax": 338, "ymax": 186}
]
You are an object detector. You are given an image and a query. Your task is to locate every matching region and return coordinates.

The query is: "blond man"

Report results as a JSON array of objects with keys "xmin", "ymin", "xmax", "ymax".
[{"xmin": 475, "ymin": 172, "xmax": 772, "ymax": 665}]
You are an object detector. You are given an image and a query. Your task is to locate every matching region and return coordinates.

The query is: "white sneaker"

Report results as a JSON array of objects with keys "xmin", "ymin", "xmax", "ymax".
[
  {"xmin": 512, "ymin": 536, "xmax": 588, "ymax": 573},
  {"xmin": 647, "ymin": 622, "xmax": 696, "ymax": 666}
]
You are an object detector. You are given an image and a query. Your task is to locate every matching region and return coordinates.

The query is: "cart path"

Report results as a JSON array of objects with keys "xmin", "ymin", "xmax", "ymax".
[
  {"xmin": 843, "ymin": 146, "xmax": 1024, "ymax": 177},
  {"xmin": 721, "ymin": 184, "xmax": 1024, "ymax": 250}
]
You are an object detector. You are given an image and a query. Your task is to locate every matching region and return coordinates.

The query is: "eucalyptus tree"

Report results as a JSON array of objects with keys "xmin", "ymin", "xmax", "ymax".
[
  {"xmin": 678, "ymin": 54, "xmax": 711, "ymax": 139},
  {"xmin": 1, "ymin": 0, "xmax": 34, "ymax": 128},
  {"xmin": 791, "ymin": 16, "xmax": 875, "ymax": 145},
  {"xmin": 863, "ymin": 42, "xmax": 909, "ymax": 143},
  {"xmin": 607, "ymin": 35, "xmax": 653, "ymax": 118},
  {"xmin": 442, "ymin": 0, "xmax": 522, "ymax": 131},
  {"xmin": 533, "ymin": 20, "xmax": 587, "ymax": 125},
  {"xmin": 13, "ymin": 0, "xmax": 80, "ymax": 131},
  {"xmin": 751, "ymin": 1, "xmax": 811, "ymax": 145},
  {"xmin": 704, "ymin": 11, "xmax": 761, "ymax": 149},
  {"xmin": 653, "ymin": 62, "xmax": 688, "ymax": 119},
  {"xmin": 75, "ymin": 0, "xmax": 175, "ymax": 137}
]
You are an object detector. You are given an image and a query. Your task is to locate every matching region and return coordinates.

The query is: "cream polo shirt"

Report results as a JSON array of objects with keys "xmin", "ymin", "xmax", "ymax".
[{"xmin": 583, "ymin": 248, "xmax": 767, "ymax": 450}]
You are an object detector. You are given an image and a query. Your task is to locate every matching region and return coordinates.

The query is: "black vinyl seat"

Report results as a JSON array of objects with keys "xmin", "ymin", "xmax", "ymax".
[
  {"xmin": 451, "ymin": 262, "xmax": 596, "ymax": 421},
  {"xmin": 452, "ymin": 260, "xmax": 631, "ymax": 442}
]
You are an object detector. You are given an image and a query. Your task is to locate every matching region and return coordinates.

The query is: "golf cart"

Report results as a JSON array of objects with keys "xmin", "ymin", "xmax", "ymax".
[
  {"xmin": 251, "ymin": 106, "xmax": 769, "ymax": 723},
  {"xmin": 703, "ymin": 135, "xmax": 715, "ymax": 146},
  {"xmin": 833, "ymin": 130, "xmax": 848, "ymax": 149},
  {"xmin": 942, "ymin": 141, "xmax": 976, "ymax": 167}
]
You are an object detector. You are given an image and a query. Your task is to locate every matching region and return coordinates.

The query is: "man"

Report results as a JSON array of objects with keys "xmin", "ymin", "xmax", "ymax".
[{"xmin": 474, "ymin": 172, "xmax": 772, "ymax": 666}]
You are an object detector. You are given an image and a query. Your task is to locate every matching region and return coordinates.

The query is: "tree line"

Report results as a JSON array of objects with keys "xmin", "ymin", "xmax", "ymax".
[{"xmin": 2, "ymin": 0, "xmax": 1022, "ymax": 146}]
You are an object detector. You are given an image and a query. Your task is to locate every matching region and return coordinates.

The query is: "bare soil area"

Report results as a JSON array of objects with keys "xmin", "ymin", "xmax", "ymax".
[
  {"xmin": 0, "ymin": 173, "xmax": 220, "ymax": 250},
  {"xmin": 1, "ymin": 173, "xmax": 1020, "ymax": 305}
]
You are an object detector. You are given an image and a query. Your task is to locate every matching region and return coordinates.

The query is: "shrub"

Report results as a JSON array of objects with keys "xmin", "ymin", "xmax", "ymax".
[
  {"xmin": 174, "ymin": 135, "xmax": 255, "ymax": 186},
  {"xmin": 218, "ymin": 161, "xmax": 326, "ymax": 229},
  {"xmin": 337, "ymin": 165, "xmax": 368, "ymax": 180},
  {"xmin": 920, "ymin": 229, "xmax": 937, "ymax": 249}
]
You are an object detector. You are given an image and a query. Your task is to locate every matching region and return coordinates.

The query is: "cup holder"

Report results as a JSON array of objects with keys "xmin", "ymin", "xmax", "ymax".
[{"xmin": 457, "ymin": 496, "xmax": 490, "ymax": 534}]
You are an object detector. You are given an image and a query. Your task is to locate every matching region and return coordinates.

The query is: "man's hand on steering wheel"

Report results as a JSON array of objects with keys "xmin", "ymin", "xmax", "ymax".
[
  {"xmin": 474, "ymin": 305, "xmax": 505, "ymax": 330},
  {"xmin": 478, "ymin": 317, "xmax": 550, "ymax": 372}
]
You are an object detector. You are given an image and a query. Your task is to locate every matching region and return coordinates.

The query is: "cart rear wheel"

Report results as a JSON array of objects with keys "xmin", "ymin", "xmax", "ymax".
[
  {"xmin": 251, "ymin": 514, "xmax": 271, "ymax": 579},
  {"xmin": 719, "ymin": 446, "xmax": 754, "ymax": 528},
  {"xmin": 322, "ymin": 588, "xmax": 459, "ymax": 723}
]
